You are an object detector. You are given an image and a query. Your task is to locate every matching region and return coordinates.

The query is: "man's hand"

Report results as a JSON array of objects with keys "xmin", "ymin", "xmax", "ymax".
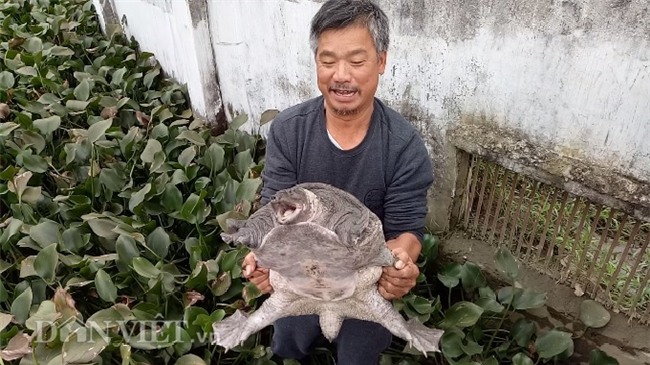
[
  {"xmin": 378, "ymin": 247, "xmax": 419, "ymax": 300},
  {"xmin": 242, "ymin": 252, "xmax": 273, "ymax": 294}
]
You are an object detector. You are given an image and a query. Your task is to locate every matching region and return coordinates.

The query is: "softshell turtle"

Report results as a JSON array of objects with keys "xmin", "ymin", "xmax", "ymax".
[{"xmin": 212, "ymin": 182, "xmax": 443, "ymax": 355}]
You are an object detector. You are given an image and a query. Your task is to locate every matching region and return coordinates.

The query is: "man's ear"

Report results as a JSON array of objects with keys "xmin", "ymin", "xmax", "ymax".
[{"xmin": 378, "ymin": 51, "xmax": 387, "ymax": 74}]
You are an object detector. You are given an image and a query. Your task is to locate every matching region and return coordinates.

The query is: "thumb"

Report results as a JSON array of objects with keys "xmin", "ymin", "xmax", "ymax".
[
  {"xmin": 392, "ymin": 249, "xmax": 410, "ymax": 270},
  {"xmin": 242, "ymin": 253, "xmax": 257, "ymax": 276}
]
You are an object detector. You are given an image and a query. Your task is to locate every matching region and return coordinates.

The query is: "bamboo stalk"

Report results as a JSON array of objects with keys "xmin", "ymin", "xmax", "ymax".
[
  {"xmin": 592, "ymin": 214, "xmax": 629, "ymax": 297},
  {"xmin": 572, "ymin": 204, "xmax": 603, "ymax": 287}
]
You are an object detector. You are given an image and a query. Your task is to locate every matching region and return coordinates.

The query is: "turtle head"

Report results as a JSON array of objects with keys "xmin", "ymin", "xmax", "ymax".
[{"xmin": 270, "ymin": 186, "xmax": 320, "ymax": 224}]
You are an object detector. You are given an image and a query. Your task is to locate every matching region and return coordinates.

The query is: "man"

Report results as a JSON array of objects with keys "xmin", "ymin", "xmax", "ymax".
[{"xmin": 241, "ymin": 0, "xmax": 434, "ymax": 363}]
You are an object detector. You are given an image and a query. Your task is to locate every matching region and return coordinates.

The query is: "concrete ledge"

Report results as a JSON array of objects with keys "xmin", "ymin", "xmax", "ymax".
[
  {"xmin": 448, "ymin": 122, "xmax": 650, "ymax": 223},
  {"xmin": 441, "ymin": 235, "xmax": 650, "ymax": 365}
]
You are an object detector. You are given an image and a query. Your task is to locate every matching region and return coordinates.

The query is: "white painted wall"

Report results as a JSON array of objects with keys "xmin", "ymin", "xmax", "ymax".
[
  {"xmin": 94, "ymin": 0, "xmax": 214, "ymax": 120},
  {"xmin": 205, "ymin": 0, "xmax": 321, "ymax": 131},
  {"xmin": 100, "ymin": 0, "xmax": 650, "ymax": 182}
]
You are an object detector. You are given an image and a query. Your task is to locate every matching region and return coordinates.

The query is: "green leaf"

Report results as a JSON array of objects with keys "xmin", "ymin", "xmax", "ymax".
[
  {"xmin": 230, "ymin": 113, "xmax": 248, "ymax": 130},
  {"xmin": 202, "ymin": 144, "xmax": 225, "ymax": 173},
  {"xmin": 158, "ymin": 107, "xmax": 174, "ymax": 123},
  {"xmin": 579, "ymin": 300, "xmax": 611, "ymax": 329},
  {"xmin": 17, "ymin": 66, "xmax": 38, "ymax": 76},
  {"xmin": 49, "ymin": 46, "xmax": 75, "ymax": 56},
  {"xmin": 33, "ymin": 115, "xmax": 61, "ymax": 135},
  {"xmin": 495, "ymin": 248, "xmax": 519, "ymax": 280},
  {"xmin": 511, "ymin": 319, "xmax": 535, "ymax": 347},
  {"xmin": 460, "ymin": 339, "xmax": 483, "ymax": 356},
  {"xmin": 151, "ymin": 151, "xmax": 166, "ymax": 173},
  {"xmin": 25, "ymin": 300, "xmax": 59, "ymax": 331},
  {"xmin": 86, "ymin": 218, "xmax": 119, "ymax": 239},
  {"xmin": 211, "ymin": 272, "xmax": 232, "ymax": 296},
  {"xmin": 10, "ymin": 287, "xmax": 33, "ymax": 324},
  {"xmin": 74, "ymin": 79, "xmax": 91, "ymax": 101},
  {"xmin": 176, "ymin": 130, "xmax": 205, "ymax": 146},
  {"xmin": 233, "ymin": 150, "xmax": 253, "ymax": 178},
  {"xmin": 0, "ymin": 71, "xmax": 16, "ymax": 89},
  {"xmin": 439, "ymin": 302, "xmax": 484, "ymax": 329},
  {"xmin": 146, "ymin": 227, "xmax": 171, "ymax": 259},
  {"xmin": 19, "ymin": 256, "xmax": 37, "ymax": 278},
  {"xmin": 260, "ymin": 109, "xmax": 279, "ymax": 125},
  {"xmin": 34, "ymin": 243, "xmax": 59, "ymax": 283},
  {"xmin": 589, "ymin": 349, "xmax": 620, "ymax": 365},
  {"xmin": 86, "ymin": 304, "xmax": 134, "ymax": 329},
  {"xmin": 178, "ymin": 146, "xmax": 196, "ymax": 168},
  {"xmin": 0, "ymin": 260, "xmax": 11, "ymax": 275},
  {"xmin": 100, "ymin": 167, "xmax": 126, "ymax": 192},
  {"xmin": 535, "ymin": 330, "xmax": 572, "ymax": 359},
  {"xmin": 0, "ymin": 122, "xmax": 19, "ymax": 137},
  {"xmin": 29, "ymin": 220, "xmax": 60, "ymax": 248},
  {"xmin": 475, "ymin": 297, "xmax": 504, "ymax": 313},
  {"xmin": 143, "ymin": 68, "xmax": 160, "ymax": 89},
  {"xmin": 65, "ymin": 99, "xmax": 89, "ymax": 112},
  {"xmin": 437, "ymin": 263, "xmax": 462, "ymax": 288},
  {"xmin": 88, "ymin": 118, "xmax": 112, "ymax": 143},
  {"xmin": 141, "ymin": 139, "xmax": 163, "ymax": 163},
  {"xmin": 111, "ymin": 67, "xmax": 127, "ymax": 86},
  {"xmin": 497, "ymin": 287, "xmax": 546, "ymax": 310},
  {"xmin": 236, "ymin": 178, "xmax": 262, "ymax": 202},
  {"xmin": 180, "ymin": 193, "xmax": 202, "ymax": 223},
  {"xmin": 95, "ymin": 269, "xmax": 118, "ymax": 303},
  {"xmin": 116, "ymin": 235, "xmax": 140, "ymax": 268},
  {"xmin": 19, "ymin": 152, "xmax": 48, "ymax": 173},
  {"xmin": 100, "ymin": 96, "xmax": 119, "ymax": 107},
  {"xmin": 38, "ymin": 93, "xmax": 61, "ymax": 104},
  {"xmin": 0, "ymin": 281, "xmax": 7, "ymax": 303},
  {"xmin": 440, "ymin": 330, "xmax": 465, "ymax": 358},
  {"xmin": 132, "ymin": 257, "xmax": 160, "ymax": 279},
  {"xmin": 62, "ymin": 327, "xmax": 109, "ymax": 363},
  {"xmin": 175, "ymin": 354, "xmax": 207, "ymax": 365},
  {"xmin": 459, "ymin": 262, "xmax": 486, "ymax": 292},
  {"xmin": 129, "ymin": 183, "xmax": 151, "ymax": 212},
  {"xmin": 162, "ymin": 184, "xmax": 183, "ymax": 211},
  {"xmin": 23, "ymin": 37, "xmax": 44, "ymax": 53},
  {"xmin": 512, "ymin": 353, "xmax": 534, "ymax": 365},
  {"xmin": 0, "ymin": 312, "xmax": 13, "ymax": 332},
  {"xmin": 62, "ymin": 227, "xmax": 87, "ymax": 253}
]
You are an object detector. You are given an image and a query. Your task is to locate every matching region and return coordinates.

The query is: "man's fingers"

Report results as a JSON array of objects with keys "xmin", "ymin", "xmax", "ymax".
[
  {"xmin": 391, "ymin": 248, "xmax": 411, "ymax": 268},
  {"xmin": 242, "ymin": 252, "xmax": 257, "ymax": 278},
  {"xmin": 258, "ymin": 282, "xmax": 273, "ymax": 294},
  {"xmin": 248, "ymin": 269, "xmax": 269, "ymax": 281},
  {"xmin": 383, "ymin": 263, "xmax": 419, "ymax": 279},
  {"xmin": 243, "ymin": 266, "xmax": 253, "ymax": 277},
  {"xmin": 378, "ymin": 284, "xmax": 396, "ymax": 301}
]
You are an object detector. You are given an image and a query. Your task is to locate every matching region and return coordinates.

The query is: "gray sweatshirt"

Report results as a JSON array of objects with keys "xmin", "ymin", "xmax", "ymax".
[{"xmin": 260, "ymin": 96, "xmax": 434, "ymax": 241}]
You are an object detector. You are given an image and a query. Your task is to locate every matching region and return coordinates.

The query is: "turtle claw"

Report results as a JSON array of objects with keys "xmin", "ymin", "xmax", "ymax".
[
  {"xmin": 212, "ymin": 310, "xmax": 251, "ymax": 352},
  {"xmin": 404, "ymin": 318, "xmax": 444, "ymax": 355}
]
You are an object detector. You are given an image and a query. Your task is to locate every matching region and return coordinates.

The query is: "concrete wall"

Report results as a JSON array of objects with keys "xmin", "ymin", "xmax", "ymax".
[
  {"xmin": 96, "ymin": 0, "xmax": 650, "ymax": 230},
  {"xmin": 92, "ymin": 0, "xmax": 225, "ymax": 130}
]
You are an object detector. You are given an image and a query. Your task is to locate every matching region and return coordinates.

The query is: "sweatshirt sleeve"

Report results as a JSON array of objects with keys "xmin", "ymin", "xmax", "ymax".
[
  {"xmin": 260, "ymin": 120, "xmax": 298, "ymax": 205},
  {"xmin": 382, "ymin": 133, "xmax": 434, "ymax": 242}
]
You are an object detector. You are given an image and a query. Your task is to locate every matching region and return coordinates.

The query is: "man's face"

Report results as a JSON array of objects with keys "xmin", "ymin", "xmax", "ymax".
[{"xmin": 315, "ymin": 25, "xmax": 387, "ymax": 118}]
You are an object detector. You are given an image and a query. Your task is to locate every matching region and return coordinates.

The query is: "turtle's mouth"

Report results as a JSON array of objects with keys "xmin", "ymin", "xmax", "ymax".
[{"xmin": 272, "ymin": 200, "xmax": 303, "ymax": 224}]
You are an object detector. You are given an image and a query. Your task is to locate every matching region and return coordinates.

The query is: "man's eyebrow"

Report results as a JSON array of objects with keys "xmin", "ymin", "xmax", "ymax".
[{"xmin": 317, "ymin": 49, "xmax": 369, "ymax": 59}]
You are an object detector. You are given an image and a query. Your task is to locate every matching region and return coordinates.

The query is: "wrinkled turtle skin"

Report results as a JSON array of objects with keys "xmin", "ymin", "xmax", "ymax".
[{"xmin": 212, "ymin": 182, "xmax": 443, "ymax": 355}]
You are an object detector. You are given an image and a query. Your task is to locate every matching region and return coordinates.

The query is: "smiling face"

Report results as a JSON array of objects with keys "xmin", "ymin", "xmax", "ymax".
[{"xmin": 315, "ymin": 25, "xmax": 387, "ymax": 118}]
